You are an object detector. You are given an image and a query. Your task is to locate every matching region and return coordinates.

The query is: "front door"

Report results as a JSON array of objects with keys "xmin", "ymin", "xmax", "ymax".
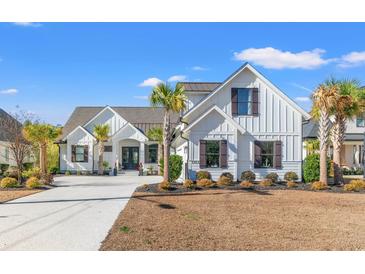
[{"xmin": 121, "ymin": 147, "xmax": 139, "ymax": 170}]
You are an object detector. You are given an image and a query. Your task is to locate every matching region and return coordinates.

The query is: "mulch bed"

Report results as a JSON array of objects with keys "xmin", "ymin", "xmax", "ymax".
[
  {"xmin": 0, "ymin": 185, "xmax": 53, "ymax": 203},
  {"xmin": 100, "ymin": 189, "xmax": 365, "ymax": 251},
  {"xmin": 136, "ymin": 181, "xmax": 365, "ymax": 194}
]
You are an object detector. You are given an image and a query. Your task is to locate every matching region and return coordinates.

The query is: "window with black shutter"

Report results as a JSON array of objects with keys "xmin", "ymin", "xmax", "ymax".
[
  {"xmin": 231, "ymin": 88, "xmax": 259, "ymax": 116},
  {"xmin": 71, "ymin": 145, "xmax": 88, "ymax": 163},
  {"xmin": 254, "ymin": 141, "xmax": 281, "ymax": 168}
]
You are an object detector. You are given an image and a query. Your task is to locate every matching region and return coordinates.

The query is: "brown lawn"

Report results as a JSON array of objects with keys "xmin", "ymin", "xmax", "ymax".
[
  {"xmin": 0, "ymin": 189, "xmax": 42, "ymax": 203},
  {"xmin": 100, "ymin": 189, "xmax": 365, "ymax": 251}
]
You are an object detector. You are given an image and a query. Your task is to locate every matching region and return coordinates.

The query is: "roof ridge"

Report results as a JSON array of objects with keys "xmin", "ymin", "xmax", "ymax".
[{"xmin": 178, "ymin": 81, "xmax": 222, "ymax": 84}]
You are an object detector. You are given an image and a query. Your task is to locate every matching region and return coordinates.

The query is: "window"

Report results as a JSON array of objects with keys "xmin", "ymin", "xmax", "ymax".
[
  {"xmin": 146, "ymin": 144, "xmax": 158, "ymax": 163},
  {"xmin": 206, "ymin": 141, "xmax": 220, "ymax": 168},
  {"xmin": 104, "ymin": 146, "xmax": 112, "ymax": 152},
  {"xmin": 72, "ymin": 145, "xmax": 88, "ymax": 162},
  {"xmin": 237, "ymin": 88, "xmax": 252, "ymax": 115},
  {"xmin": 356, "ymin": 114, "xmax": 365, "ymax": 127},
  {"xmin": 255, "ymin": 141, "xmax": 274, "ymax": 168}
]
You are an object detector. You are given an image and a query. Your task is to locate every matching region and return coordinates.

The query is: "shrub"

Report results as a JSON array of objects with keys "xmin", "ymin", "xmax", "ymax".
[
  {"xmin": 265, "ymin": 172, "xmax": 279, "ymax": 183},
  {"xmin": 284, "ymin": 171, "xmax": 298, "ymax": 182},
  {"xmin": 1, "ymin": 177, "xmax": 19, "ymax": 188},
  {"xmin": 287, "ymin": 181, "xmax": 297, "ymax": 188},
  {"xmin": 196, "ymin": 170, "xmax": 211, "ymax": 180},
  {"xmin": 240, "ymin": 170, "xmax": 256, "ymax": 182},
  {"xmin": 4, "ymin": 166, "xmax": 19, "ymax": 179},
  {"xmin": 343, "ymin": 180, "xmax": 365, "ymax": 192},
  {"xmin": 40, "ymin": 173, "xmax": 54, "ymax": 185},
  {"xmin": 240, "ymin": 181, "xmax": 254, "ymax": 188},
  {"xmin": 310, "ymin": 181, "xmax": 328, "ymax": 191},
  {"xmin": 303, "ymin": 153, "xmax": 330, "ymax": 183},
  {"xmin": 259, "ymin": 179, "xmax": 272, "ymax": 187},
  {"xmin": 0, "ymin": 164, "xmax": 9, "ymax": 174},
  {"xmin": 183, "ymin": 179, "xmax": 195, "ymax": 189},
  {"xmin": 22, "ymin": 167, "xmax": 41, "ymax": 179},
  {"xmin": 76, "ymin": 170, "xmax": 81, "ymax": 176},
  {"xmin": 217, "ymin": 172, "xmax": 234, "ymax": 186},
  {"xmin": 196, "ymin": 178, "xmax": 214, "ymax": 187},
  {"xmin": 49, "ymin": 166, "xmax": 60, "ymax": 174},
  {"xmin": 26, "ymin": 177, "xmax": 42, "ymax": 189},
  {"xmin": 65, "ymin": 170, "xmax": 71, "ymax": 176},
  {"xmin": 159, "ymin": 180, "xmax": 171, "ymax": 190},
  {"xmin": 159, "ymin": 155, "xmax": 183, "ymax": 182}
]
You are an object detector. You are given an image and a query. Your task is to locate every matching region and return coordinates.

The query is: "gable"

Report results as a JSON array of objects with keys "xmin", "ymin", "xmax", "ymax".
[
  {"xmin": 112, "ymin": 123, "xmax": 148, "ymax": 142},
  {"xmin": 64, "ymin": 126, "xmax": 96, "ymax": 143},
  {"xmin": 183, "ymin": 63, "xmax": 310, "ymax": 121}
]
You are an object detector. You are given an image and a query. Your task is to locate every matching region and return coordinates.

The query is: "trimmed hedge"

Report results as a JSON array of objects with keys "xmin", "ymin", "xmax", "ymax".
[
  {"xmin": 159, "ymin": 155, "xmax": 183, "ymax": 182},
  {"xmin": 303, "ymin": 153, "xmax": 330, "ymax": 183}
]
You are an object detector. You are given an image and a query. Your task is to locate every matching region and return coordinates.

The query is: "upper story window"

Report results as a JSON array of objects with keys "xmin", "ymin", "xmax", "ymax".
[
  {"xmin": 356, "ymin": 115, "xmax": 365, "ymax": 127},
  {"xmin": 231, "ymin": 88, "xmax": 259, "ymax": 116}
]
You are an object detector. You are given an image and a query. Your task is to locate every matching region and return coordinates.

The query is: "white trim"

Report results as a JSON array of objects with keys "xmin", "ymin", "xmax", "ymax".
[
  {"xmin": 62, "ymin": 126, "xmax": 96, "ymax": 141},
  {"xmin": 111, "ymin": 122, "xmax": 148, "ymax": 142},
  {"xmin": 183, "ymin": 105, "xmax": 246, "ymax": 134},
  {"xmin": 83, "ymin": 106, "xmax": 125, "ymax": 128},
  {"xmin": 183, "ymin": 63, "xmax": 311, "ymax": 120}
]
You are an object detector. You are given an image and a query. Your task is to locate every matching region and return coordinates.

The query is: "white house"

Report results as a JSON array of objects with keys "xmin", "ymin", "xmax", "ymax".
[
  {"xmin": 57, "ymin": 106, "xmax": 178, "ymax": 173},
  {"xmin": 172, "ymin": 63, "xmax": 311, "ymax": 181}
]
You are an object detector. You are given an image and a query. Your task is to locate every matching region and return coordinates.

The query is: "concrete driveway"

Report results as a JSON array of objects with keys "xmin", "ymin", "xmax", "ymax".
[{"xmin": 0, "ymin": 175, "xmax": 161, "ymax": 251}]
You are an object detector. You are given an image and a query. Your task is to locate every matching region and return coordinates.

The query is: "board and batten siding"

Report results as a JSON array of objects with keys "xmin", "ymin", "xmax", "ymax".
[
  {"xmin": 84, "ymin": 108, "xmax": 127, "ymax": 136},
  {"xmin": 184, "ymin": 67, "xmax": 303, "ymax": 181}
]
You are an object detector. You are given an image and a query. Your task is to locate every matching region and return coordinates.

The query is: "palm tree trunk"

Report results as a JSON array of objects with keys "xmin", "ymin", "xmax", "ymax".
[
  {"xmin": 40, "ymin": 142, "xmax": 47, "ymax": 175},
  {"xmin": 332, "ymin": 115, "xmax": 346, "ymax": 185},
  {"xmin": 318, "ymin": 109, "xmax": 330, "ymax": 184},
  {"xmin": 163, "ymin": 110, "xmax": 170, "ymax": 181},
  {"xmin": 158, "ymin": 143, "xmax": 163, "ymax": 175},
  {"xmin": 98, "ymin": 142, "xmax": 104, "ymax": 175}
]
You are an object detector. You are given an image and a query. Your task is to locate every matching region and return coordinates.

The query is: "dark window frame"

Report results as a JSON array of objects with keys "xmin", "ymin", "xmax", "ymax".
[
  {"xmin": 255, "ymin": 141, "xmax": 275, "ymax": 168},
  {"xmin": 104, "ymin": 146, "xmax": 113, "ymax": 152},
  {"xmin": 73, "ymin": 145, "xmax": 88, "ymax": 163},
  {"xmin": 356, "ymin": 116, "xmax": 365, "ymax": 127},
  {"xmin": 237, "ymin": 88, "xmax": 252, "ymax": 116},
  {"xmin": 146, "ymin": 144, "xmax": 158, "ymax": 164},
  {"xmin": 206, "ymin": 140, "xmax": 220, "ymax": 168}
]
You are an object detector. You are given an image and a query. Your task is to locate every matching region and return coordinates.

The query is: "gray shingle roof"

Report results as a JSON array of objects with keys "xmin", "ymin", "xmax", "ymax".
[
  {"xmin": 0, "ymin": 108, "xmax": 21, "ymax": 142},
  {"xmin": 179, "ymin": 82, "xmax": 221, "ymax": 92},
  {"xmin": 58, "ymin": 106, "xmax": 179, "ymax": 141}
]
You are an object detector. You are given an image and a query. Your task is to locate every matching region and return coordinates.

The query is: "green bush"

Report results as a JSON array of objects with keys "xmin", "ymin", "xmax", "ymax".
[
  {"xmin": 22, "ymin": 167, "xmax": 42, "ymax": 179},
  {"xmin": 23, "ymin": 163, "xmax": 33, "ymax": 171},
  {"xmin": 303, "ymin": 153, "xmax": 330, "ymax": 183},
  {"xmin": 0, "ymin": 164, "xmax": 9, "ymax": 174},
  {"xmin": 159, "ymin": 155, "xmax": 183, "ymax": 182},
  {"xmin": 65, "ymin": 170, "xmax": 71, "ymax": 176},
  {"xmin": 265, "ymin": 172, "xmax": 279, "ymax": 183},
  {"xmin": 49, "ymin": 166, "xmax": 60, "ymax": 174},
  {"xmin": 1, "ymin": 177, "xmax": 19, "ymax": 188},
  {"xmin": 25, "ymin": 177, "xmax": 42, "ymax": 189},
  {"xmin": 284, "ymin": 171, "xmax": 298, "ymax": 182},
  {"xmin": 241, "ymin": 170, "xmax": 256, "ymax": 182},
  {"xmin": 196, "ymin": 170, "xmax": 211, "ymax": 180},
  {"xmin": 4, "ymin": 166, "xmax": 19, "ymax": 179}
]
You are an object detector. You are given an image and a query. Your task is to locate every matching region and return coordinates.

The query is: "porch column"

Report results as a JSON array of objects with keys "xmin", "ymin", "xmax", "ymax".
[
  {"xmin": 112, "ymin": 140, "xmax": 118, "ymax": 170},
  {"xmin": 139, "ymin": 141, "xmax": 145, "ymax": 167}
]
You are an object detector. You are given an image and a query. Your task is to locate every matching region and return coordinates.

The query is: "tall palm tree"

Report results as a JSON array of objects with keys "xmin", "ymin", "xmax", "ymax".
[
  {"xmin": 311, "ymin": 83, "xmax": 338, "ymax": 184},
  {"xmin": 23, "ymin": 123, "xmax": 62, "ymax": 176},
  {"xmin": 147, "ymin": 127, "xmax": 163, "ymax": 174},
  {"xmin": 150, "ymin": 83, "xmax": 187, "ymax": 181},
  {"xmin": 94, "ymin": 124, "xmax": 110, "ymax": 175},
  {"xmin": 328, "ymin": 78, "xmax": 364, "ymax": 185}
]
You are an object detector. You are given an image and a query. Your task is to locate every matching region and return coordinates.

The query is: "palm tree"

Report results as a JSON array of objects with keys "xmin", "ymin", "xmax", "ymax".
[
  {"xmin": 23, "ymin": 123, "xmax": 62, "ymax": 176},
  {"xmin": 94, "ymin": 124, "xmax": 110, "ymax": 175},
  {"xmin": 311, "ymin": 83, "xmax": 338, "ymax": 184},
  {"xmin": 304, "ymin": 139, "xmax": 320, "ymax": 155},
  {"xmin": 150, "ymin": 83, "xmax": 187, "ymax": 181},
  {"xmin": 147, "ymin": 127, "xmax": 163, "ymax": 174},
  {"xmin": 328, "ymin": 78, "xmax": 364, "ymax": 185}
]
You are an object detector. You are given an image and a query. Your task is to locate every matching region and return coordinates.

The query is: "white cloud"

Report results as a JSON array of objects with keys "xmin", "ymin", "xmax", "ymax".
[
  {"xmin": 295, "ymin": 96, "xmax": 311, "ymax": 102},
  {"xmin": 233, "ymin": 47, "xmax": 334, "ymax": 69},
  {"xmin": 168, "ymin": 75, "xmax": 187, "ymax": 82},
  {"xmin": 13, "ymin": 22, "xmax": 42, "ymax": 27},
  {"xmin": 138, "ymin": 77, "xmax": 163, "ymax": 87},
  {"xmin": 133, "ymin": 95, "xmax": 149, "ymax": 100},
  {"xmin": 291, "ymin": 83, "xmax": 312, "ymax": 92},
  {"xmin": 0, "ymin": 88, "xmax": 18, "ymax": 95},
  {"xmin": 192, "ymin": 66, "xmax": 208, "ymax": 71},
  {"xmin": 338, "ymin": 51, "xmax": 365, "ymax": 68}
]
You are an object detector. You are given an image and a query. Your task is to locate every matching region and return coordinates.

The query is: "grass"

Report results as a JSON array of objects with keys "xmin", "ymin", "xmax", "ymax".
[{"xmin": 101, "ymin": 189, "xmax": 365, "ymax": 251}]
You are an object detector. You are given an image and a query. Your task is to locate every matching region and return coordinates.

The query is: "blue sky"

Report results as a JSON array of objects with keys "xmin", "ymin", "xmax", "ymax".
[{"xmin": 1, "ymin": 22, "xmax": 365, "ymax": 125}]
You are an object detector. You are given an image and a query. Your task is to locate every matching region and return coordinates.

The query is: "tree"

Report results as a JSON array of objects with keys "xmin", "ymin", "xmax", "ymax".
[
  {"xmin": 23, "ymin": 123, "xmax": 61, "ymax": 176},
  {"xmin": 304, "ymin": 139, "xmax": 320, "ymax": 155},
  {"xmin": 147, "ymin": 127, "xmax": 163, "ymax": 174},
  {"xmin": 327, "ymin": 78, "xmax": 365, "ymax": 185},
  {"xmin": 0, "ymin": 110, "xmax": 33, "ymax": 182},
  {"xmin": 311, "ymin": 83, "xmax": 338, "ymax": 184},
  {"xmin": 94, "ymin": 124, "xmax": 110, "ymax": 175},
  {"xmin": 150, "ymin": 82, "xmax": 187, "ymax": 181}
]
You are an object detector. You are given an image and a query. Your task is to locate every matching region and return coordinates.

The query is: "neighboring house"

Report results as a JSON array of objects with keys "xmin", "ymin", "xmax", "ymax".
[
  {"xmin": 0, "ymin": 108, "xmax": 32, "ymax": 168},
  {"xmin": 56, "ymin": 106, "xmax": 178, "ymax": 173},
  {"xmin": 303, "ymin": 117, "xmax": 365, "ymax": 169},
  {"xmin": 172, "ymin": 63, "xmax": 310, "ymax": 181}
]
